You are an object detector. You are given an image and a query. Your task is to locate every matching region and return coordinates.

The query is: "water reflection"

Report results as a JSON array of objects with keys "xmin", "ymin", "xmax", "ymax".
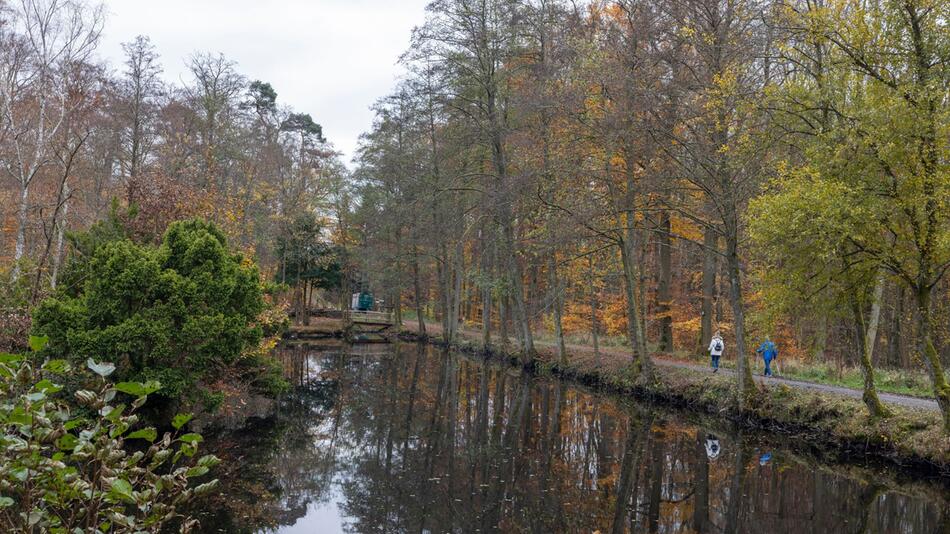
[{"xmin": 192, "ymin": 342, "xmax": 948, "ymax": 533}]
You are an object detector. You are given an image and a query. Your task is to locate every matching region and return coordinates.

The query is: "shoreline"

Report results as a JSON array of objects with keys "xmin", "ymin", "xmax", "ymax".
[{"xmin": 397, "ymin": 329, "xmax": 950, "ymax": 480}]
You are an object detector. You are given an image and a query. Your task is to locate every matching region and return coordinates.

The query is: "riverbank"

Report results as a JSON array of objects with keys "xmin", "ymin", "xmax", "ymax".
[{"xmin": 399, "ymin": 326, "xmax": 950, "ymax": 478}]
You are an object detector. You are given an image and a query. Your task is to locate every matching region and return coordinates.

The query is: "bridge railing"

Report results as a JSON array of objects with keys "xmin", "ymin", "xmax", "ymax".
[{"xmin": 343, "ymin": 309, "xmax": 394, "ymax": 325}]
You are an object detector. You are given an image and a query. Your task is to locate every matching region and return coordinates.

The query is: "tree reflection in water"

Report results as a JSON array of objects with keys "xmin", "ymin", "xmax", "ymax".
[{"xmin": 191, "ymin": 342, "xmax": 948, "ymax": 533}]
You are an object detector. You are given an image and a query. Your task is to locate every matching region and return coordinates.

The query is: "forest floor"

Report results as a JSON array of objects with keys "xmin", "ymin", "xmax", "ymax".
[{"xmin": 401, "ymin": 320, "xmax": 938, "ymax": 412}]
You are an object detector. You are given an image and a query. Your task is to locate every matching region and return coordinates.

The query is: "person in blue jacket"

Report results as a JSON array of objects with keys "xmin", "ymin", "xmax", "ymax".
[{"xmin": 756, "ymin": 336, "xmax": 778, "ymax": 377}]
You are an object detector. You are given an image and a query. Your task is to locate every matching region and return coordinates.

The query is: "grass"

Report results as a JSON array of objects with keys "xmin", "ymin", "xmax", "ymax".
[
  {"xmin": 530, "ymin": 330, "xmax": 632, "ymax": 349},
  {"xmin": 686, "ymin": 353, "xmax": 936, "ymax": 398},
  {"xmin": 777, "ymin": 361, "xmax": 936, "ymax": 398}
]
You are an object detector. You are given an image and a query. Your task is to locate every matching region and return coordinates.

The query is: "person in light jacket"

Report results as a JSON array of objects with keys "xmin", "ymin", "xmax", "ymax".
[{"xmin": 708, "ymin": 331, "xmax": 724, "ymax": 372}]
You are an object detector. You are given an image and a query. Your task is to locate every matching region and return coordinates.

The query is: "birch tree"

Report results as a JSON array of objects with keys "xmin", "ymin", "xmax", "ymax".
[{"xmin": 0, "ymin": 0, "xmax": 102, "ymax": 279}]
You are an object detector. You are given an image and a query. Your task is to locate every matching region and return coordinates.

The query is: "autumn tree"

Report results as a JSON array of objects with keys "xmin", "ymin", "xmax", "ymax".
[{"xmin": 763, "ymin": 0, "xmax": 950, "ymax": 427}]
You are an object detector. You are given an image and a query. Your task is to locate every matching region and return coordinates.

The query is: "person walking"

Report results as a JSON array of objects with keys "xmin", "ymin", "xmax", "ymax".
[
  {"xmin": 708, "ymin": 331, "xmax": 724, "ymax": 372},
  {"xmin": 756, "ymin": 336, "xmax": 778, "ymax": 377}
]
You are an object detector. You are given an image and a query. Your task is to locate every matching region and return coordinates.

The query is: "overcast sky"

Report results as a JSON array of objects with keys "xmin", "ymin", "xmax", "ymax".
[{"xmin": 96, "ymin": 0, "xmax": 432, "ymax": 167}]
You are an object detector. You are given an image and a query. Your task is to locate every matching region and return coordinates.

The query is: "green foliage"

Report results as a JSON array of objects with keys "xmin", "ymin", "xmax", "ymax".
[
  {"xmin": 274, "ymin": 212, "xmax": 342, "ymax": 289},
  {"xmin": 0, "ymin": 340, "xmax": 218, "ymax": 532},
  {"xmin": 32, "ymin": 219, "xmax": 283, "ymax": 408},
  {"xmin": 748, "ymin": 169, "xmax": 879, "ymax": 321},
  {"xmin": 281, "ymin": 112, "xmax": 325, "ymax": 143}
]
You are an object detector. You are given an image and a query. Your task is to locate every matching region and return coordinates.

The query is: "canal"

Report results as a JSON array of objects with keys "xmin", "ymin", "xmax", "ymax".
[{"xmin": 190, "ymin": 342, "xmax": 949, "ymax": 533}]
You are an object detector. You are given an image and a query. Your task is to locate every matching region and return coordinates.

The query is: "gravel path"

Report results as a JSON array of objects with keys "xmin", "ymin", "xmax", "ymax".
[
  {"xmin": 404, "ymin": 321, "xmax": 939, "ymax": 412},
  {"xmin": 655, "ymin": 357, "xmax": 939, "ymax": 411}
]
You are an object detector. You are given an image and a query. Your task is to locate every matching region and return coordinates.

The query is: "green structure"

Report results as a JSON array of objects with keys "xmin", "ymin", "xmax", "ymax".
[{"xmin": 352, "ymin": 291, "xmax": 374, "ymax": 311}]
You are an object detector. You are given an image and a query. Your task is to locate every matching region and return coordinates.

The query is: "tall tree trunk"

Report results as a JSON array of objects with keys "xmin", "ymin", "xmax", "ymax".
[
  {"xmin": 50, "ymin": 190, "xmax": 69, "ymax": 289},
  {"xmin": 619, "ymin": 148, "xmax": 652, "ymax": 378},
  {"xmin": 620, "ymin": 238, "xmax": 651, "ymax": 379},
  {"xmin": 698, "ymin": 227, "xmax": 717, "ymax": 354},
  {"xmin": 12, "ymin": 184, "xmax": 31, "ymax": 280},
  {"xmin": 507, "ymin": 231, "xmax": 534, "ymax": 360},
  {"xmin": 481, "ymin": 239, "xmax": 492, "ymax": 350},
  {"xmin": 550, "ymin": 255, "xmax": 566, "ymax": 364},
  {"xmin": 413, "ymin": 248, "xmax": 427, "ymax": 337},
  {"xmin": 451, "ymin": 242, "xmax": 464, "ymax": 340},
  {"xmin": 887, "ymin": 285, "xmax": 904, "ymax": 368},
  {"xmin": 499, "ymin": 294, "xmax": 510, "ymax": 348},
  {"xmin": 488, "ymin": 79, "xmax": 533, "ymax": 360},
  {"xmin": 914, "ymin": 286, "xmax": 950, "ymax": 431},
  {"xmin": 657, "ymin": 211, "xmax": 673, "ymax": 351},
  {"xmin": 589, "ymin": 255, "xmax": 600, "ymax": 363},
  {"xmin": 438, "ymin": 244, "xmax": 453, "ymax": 344},
  {"xmin": 852, "ymin": 274, "xmax": 889, "ymax": 417},
  {"xmin": 725, "ymin": 232, "xmax": 755, "ymax": 409},
  {"xmin": 394, "ymin": 290, "xmax": 403, "ymax": 327}
]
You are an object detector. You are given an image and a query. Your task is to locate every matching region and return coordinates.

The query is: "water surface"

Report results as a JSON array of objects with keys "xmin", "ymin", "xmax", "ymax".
[{"xmin": 192, "ymin": 342, "xmax": 949, "ymax": 533}]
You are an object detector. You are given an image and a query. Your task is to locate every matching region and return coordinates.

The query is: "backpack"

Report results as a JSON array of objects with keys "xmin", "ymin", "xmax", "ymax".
[{"xmin": 714, "ymin": 340, "xmax": 723, "ymax": 352}]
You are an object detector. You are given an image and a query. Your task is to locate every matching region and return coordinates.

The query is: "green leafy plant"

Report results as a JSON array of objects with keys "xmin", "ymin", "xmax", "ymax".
[
  {"xmin": 33, "ymin": 218, "xmax": 287, "ymax": 410},
  {"xmin": 0, "ymin": 336, "xmax": 218, "ymax": 533}
]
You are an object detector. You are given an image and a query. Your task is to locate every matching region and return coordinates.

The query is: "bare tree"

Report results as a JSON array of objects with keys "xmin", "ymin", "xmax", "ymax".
[
  {"xmin": 117, "ymin": 34, "xmax": 162, "ymax": 195},
  {"xmin": 0, "ymin": 0, "xmax": 103, "ymax": 279}
]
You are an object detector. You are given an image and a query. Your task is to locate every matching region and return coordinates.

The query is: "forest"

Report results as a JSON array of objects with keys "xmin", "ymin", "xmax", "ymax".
[
  {"xmin": 351, "ymin": 0, "xmax": 950, "ymax": 428},
  {"xmin": 0, "ymin": 0, "xmax": 948, "ymax": 529}
]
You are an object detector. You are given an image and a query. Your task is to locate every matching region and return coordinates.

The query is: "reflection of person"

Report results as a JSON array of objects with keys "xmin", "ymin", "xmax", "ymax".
[
  {"xmin": 756, "ymin": 336, "xmax": 778, "ymax": 377},
  {"xmin": 707, "ymin": 331, "xmax": 724, "ymax": 373},
  {"xmin": 705, "ymin": 434, "xmax": 721, "ymax": 460}
]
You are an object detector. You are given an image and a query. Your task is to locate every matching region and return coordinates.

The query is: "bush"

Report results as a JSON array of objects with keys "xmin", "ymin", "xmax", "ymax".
[
  {"xmin": 33, "ymin": 218, "xmax": 285, "ymax": 410},
  {"xmin": 0, "ymin": 336, "xmax": 217, "ymax": 532}
]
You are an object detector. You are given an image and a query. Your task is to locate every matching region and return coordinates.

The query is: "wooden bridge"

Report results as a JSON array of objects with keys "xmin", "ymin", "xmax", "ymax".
[
  {"xmin": 344, "ymin": 310, "xmax": 395, "ymax": 335},
  {"xmin": 284, "ymin": 309, "xmax": 396, "ymax": 343}
]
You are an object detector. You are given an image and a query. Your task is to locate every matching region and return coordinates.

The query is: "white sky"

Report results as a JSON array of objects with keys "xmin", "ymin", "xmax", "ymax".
[{"xmin": 96, "ymin": 0, "xmax": 432, "ymax": 167}]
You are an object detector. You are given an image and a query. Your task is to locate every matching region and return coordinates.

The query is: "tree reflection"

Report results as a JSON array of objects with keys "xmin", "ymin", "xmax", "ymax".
[{"xmin": 194, "ymin": 343, "xmax": 948, "ymax": 533}]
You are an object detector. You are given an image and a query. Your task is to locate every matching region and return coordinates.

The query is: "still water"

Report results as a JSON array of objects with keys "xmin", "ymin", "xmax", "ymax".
[{"xmin": 191, "ymin": 342, "xmax": 949, "ymax": 533}]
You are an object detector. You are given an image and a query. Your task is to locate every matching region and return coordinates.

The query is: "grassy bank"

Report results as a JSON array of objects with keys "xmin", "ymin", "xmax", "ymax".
[
  {"xmin": 685, "ymin": 354, "xmax": 936, "ymax": 398},
  {"xmin": 414, "ymin": 318, "xmax": 938, "ymax": 398},
  {"xmin": 400, "ymin": 328, "xmax": 950, "ymax": 479}
]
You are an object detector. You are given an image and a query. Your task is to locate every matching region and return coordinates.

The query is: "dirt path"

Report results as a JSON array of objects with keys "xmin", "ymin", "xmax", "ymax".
[{"xmin": 403, "ymin": 320, "xmax": 939, "ymax": 412}]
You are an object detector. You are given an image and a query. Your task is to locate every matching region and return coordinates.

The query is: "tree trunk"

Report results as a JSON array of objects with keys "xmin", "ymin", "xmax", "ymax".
[
  {"xmin": 413, "ymin": 248, "xmax": 427, "ymax": 337},
  {"xmin": 481, "ymin": 241, "xmax": 492, "ymax": 350},
  {"xmin": 499, "ymin": 294, "xmax": 510, "ymax": 348},
  {"xmin": 589, "ymin": 255, "xmax": 600, "ymax": 363},
  {"xmin": 550, "ymin": 255, "xmax": 566, "ymax": 364},
  {"xmin": 657, "ymin": 211, "xmax": 673, "ymax": 351},
  {"xmin": 49, "ymin": 182, "xmax": 70, "ymax": 289},
  {"xmin": 725, "ymin": 233, "xmax": 755, "ymax": 409},
  {"xmin": 914, "ymin": 286, "xmax": 950, "ymax": 431},
  {"xmin": 887, "ymin": 285, "xmax": 904, "ymax": 369},
  {"xmin": 451, "ymin": 242, "xmax": 464, "ymax": 340},
  {"xmin": 698, "ymin": 227, "xmax": 717, "ymax": 354},
  {"xmin": 620, "ymin": 238, "xmax": 652, "ymax": 379},
  {"xmin": 507, "ymin": 231, "xmax": 534, "ymax": 360},
  {"xmin": 853, "ymin": 275, "xmax": 889, "ymax": 417},
  {"xmin": 11, "ymin": 184, "xmax": 31, "ymax": 280},
  {"xmin": 394, "ymin": 290, "xmax": 403, "ymax": 327}
]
